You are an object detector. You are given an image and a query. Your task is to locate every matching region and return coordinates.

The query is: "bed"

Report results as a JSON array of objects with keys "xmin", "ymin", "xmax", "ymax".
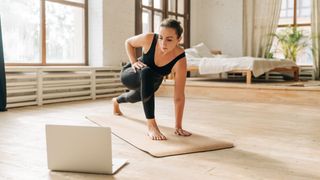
[
  {"xmin": 170, "ymin": 43, "xmax": 299, "ymax": 84},
  {"xmin": 182, "ymin": 56, "xmax": 299, "ymax": 84}
]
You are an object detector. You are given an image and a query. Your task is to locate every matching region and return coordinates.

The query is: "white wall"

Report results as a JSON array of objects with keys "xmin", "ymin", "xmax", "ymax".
[
  {"xmin": 89, "ymin": 0, "xmax": 135, "ymax": 67},
  {"xmin": 190, "ymin": 0, "xmax": 199, "ymax": 47},
  {"xmin": 103, "ymin": 0, "xmax": 135, "ymax": 66},
  {"xmin": 88, "ymin": 0, "xmax": 103, "ymax": 66},
  {"xmin": 190, "ymin": 0, "xmax": 243, "ymax": 57}
]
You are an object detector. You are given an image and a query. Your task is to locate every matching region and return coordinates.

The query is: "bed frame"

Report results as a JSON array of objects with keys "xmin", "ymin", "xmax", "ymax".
[{"xmin": 168, "ymin": 66, "xmax": 299, "ymax": 84}]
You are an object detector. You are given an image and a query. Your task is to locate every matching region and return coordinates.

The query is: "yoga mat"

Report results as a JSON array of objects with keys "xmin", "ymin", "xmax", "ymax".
[{"xmin": 86, "ymin": 115, "xmax": 233, "ymax": 157}]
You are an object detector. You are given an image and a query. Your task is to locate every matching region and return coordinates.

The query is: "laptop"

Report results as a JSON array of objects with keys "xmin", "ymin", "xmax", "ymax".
[{"xmin": 45, "ymin": 124, "xmax": 127, "ymax": 174}]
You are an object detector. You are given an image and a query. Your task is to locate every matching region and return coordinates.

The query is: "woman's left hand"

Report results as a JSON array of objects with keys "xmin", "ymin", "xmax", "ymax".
[{"xmin": 174, "ymin": 128, "xmax": 192, "ymax": 136}]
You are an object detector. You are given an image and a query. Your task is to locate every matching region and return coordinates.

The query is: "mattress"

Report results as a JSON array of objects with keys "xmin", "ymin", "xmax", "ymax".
[{"xmin": 187, "ymin": 56, "xmax": 297, "ymax": 77}]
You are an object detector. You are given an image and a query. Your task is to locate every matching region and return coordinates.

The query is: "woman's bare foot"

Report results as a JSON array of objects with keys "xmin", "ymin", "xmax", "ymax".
[
  {"xmin": 174, "ymin": 128, "xmax": 192, "ymax": 136},
  {"xmin": 147, "ymin": 119, "xmax": 167, "ymax": 140},
  {"xmin": 112, "ymin": 98, "xmax": 123, "ymax": 116}
]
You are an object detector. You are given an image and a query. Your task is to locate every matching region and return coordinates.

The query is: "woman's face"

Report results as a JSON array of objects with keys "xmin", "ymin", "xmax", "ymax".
[{"xmin": 158, "ymin": 27, "xmax": 181, "ymax": 53}]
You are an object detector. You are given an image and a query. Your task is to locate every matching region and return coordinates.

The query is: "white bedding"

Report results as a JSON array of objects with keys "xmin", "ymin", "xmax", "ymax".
[{"xmin": 187, "ymin": 56, "xmax": 297, "ymax": 77}]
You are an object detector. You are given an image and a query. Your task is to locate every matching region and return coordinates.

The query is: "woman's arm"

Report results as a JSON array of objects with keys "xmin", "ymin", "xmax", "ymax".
[
  {"xmin": 125, "ymin": 33, "xmax": 153, "ymax": 72},
  {"xmin": 173, "ymin": 57, "xmax": 187, "ymax": 129}
]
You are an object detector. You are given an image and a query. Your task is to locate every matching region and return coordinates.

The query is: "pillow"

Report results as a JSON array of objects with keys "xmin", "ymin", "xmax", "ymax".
[
  {"xmin": 184, "ymin": 48, "xmax": 201, "ymax": 58},
  {"xmin": 192, "ymin": 43, "xmax": 214, "ymax": 58}
]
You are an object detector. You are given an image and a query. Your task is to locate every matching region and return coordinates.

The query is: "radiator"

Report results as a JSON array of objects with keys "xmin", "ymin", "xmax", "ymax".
[{"xmin": 5, "ymin": 66, "xmax": 126, "ymax": 108}]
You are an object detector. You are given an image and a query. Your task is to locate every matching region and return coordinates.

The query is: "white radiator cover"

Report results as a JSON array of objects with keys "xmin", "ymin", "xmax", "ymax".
[{"xmin": 5, "ymin": 66, "xmax": 126, "ymax": 108}]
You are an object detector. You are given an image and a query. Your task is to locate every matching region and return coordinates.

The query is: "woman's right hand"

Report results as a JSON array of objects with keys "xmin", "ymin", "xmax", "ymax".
[{"xmin": 132, "ymin": 61, "xmax": 146, "ymax": 73}]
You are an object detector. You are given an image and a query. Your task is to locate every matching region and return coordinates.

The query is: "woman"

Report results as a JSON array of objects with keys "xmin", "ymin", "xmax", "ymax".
[{"xmin": 112, "ymin": 19, "xmax": 192, "ymax": 141}]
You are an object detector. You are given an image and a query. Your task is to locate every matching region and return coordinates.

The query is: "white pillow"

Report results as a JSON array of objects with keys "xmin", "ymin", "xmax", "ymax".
[
  {"xmin": 192, "ymin": 43, "xmax": 214, "ymax": 58},
  {"xmin": 184, "ymin": 48, "xmax": 201, "ymax": 58}
]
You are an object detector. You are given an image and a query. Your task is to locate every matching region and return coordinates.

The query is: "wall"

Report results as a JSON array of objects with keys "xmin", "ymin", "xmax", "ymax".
[
  {"xmin": 190, "ymin": 0, "xmax": 243, "ymax": 57},
  {"xmin": 89, "ymin": 0, "xmax": 135, "ymax": 67},
  {"xmin": 190, "ymin": 0, "xmax": 199, "ymax": 47},
  {"xmin": 88, "ymin": 0, "xmax": 103, "ymax": 66},
  {"xmin": 103, "ymin": 0, "xmax": 135, "ymax": 66}
]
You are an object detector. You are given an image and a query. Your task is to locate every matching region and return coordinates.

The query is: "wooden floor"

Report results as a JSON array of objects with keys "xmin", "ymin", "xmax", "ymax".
[
  {"xmin": 159, "ymin": 79, "xmax": 320, "ymax": 106},
  {"xmin": 0, "ymin": 95, "xmax": 319, "ymax": 179}
]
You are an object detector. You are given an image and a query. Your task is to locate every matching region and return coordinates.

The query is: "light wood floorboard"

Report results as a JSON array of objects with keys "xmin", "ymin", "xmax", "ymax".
[{"xmin": 0, "ymin": 98, "xmax": 319, "ymax": 180}]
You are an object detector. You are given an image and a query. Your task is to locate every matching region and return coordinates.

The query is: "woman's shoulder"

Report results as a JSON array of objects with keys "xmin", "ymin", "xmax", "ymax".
[
  {"xmin": 142, "ymin": 32, "xmax": 156, "ymax": 40},
  {"xmin": 140, "ymin": 33, "xmax": 156, "ymax": 54},
  {"xmin": 141, "ymin": 33, "xmax": 157, "ymax": 46}
]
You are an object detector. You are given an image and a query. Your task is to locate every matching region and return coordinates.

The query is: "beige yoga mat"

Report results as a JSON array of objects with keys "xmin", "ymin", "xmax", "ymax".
[{"xmin": 86, "ymin": 115, "xmax": 234, "ymax": 157}]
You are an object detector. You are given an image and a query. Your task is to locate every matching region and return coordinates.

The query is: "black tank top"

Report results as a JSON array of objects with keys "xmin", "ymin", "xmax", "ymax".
[{"xmin": 140, "ymin": 34, "xmax": 185, "ymax": 76}]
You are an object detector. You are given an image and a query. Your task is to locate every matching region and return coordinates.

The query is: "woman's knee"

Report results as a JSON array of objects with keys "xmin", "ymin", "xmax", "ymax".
[{"xmin": 121, "ymin": 68, "xmax": 140, "ymax": 90}]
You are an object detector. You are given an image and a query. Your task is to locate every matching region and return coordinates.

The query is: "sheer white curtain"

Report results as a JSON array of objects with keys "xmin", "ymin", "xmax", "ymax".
[
  {"xmin": 243, "ymin": 0, "xmax": 282, "ymax": 57},
  {"xmin": 312, "ymin": 0, "xmax": 320, "ymax": 79}
]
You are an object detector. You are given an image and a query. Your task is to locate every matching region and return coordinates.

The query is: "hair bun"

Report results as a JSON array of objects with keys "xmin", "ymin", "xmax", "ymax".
[{"xmin": 160, "ymin": 18, "xmax": 183, "ymax": 38}]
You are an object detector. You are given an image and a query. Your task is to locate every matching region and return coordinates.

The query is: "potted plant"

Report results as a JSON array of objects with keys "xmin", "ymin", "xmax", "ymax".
[{"xmin": 270, "ymin": 26, "xmax": 312, "ymax": 62}]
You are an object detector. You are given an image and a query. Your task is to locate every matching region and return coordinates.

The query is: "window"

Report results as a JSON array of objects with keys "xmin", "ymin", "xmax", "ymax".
[
  {"xmin": 272, "ymin": 0, "xmax": 312, "ymax": 65},
  {"xmin": 0, "ymin": 0, "xmax": 88, "ymax": 65},
  {"xmin": 136, "ymin": 0, "xmax": 190, "ymax": 54},
  {"xmin": 0, "ymin": 0, "xmax": 41, "ymax": 64}
]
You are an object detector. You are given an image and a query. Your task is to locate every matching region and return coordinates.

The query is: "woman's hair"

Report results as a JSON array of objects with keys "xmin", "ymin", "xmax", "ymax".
[{"xmin": 160, "ymin": 18, "xmax": 183, "ymax": 38}]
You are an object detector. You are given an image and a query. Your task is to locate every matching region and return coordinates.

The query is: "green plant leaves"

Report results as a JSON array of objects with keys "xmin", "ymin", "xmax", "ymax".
[{"xmin": 270, "ymin": 25, "xmax": 312, "ymax": 62}]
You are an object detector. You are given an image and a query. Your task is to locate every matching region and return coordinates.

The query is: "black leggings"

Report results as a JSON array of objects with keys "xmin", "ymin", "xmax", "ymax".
[{"xmin": 116, "ymin": 64, "xmax": 163, "ymax": 119}]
